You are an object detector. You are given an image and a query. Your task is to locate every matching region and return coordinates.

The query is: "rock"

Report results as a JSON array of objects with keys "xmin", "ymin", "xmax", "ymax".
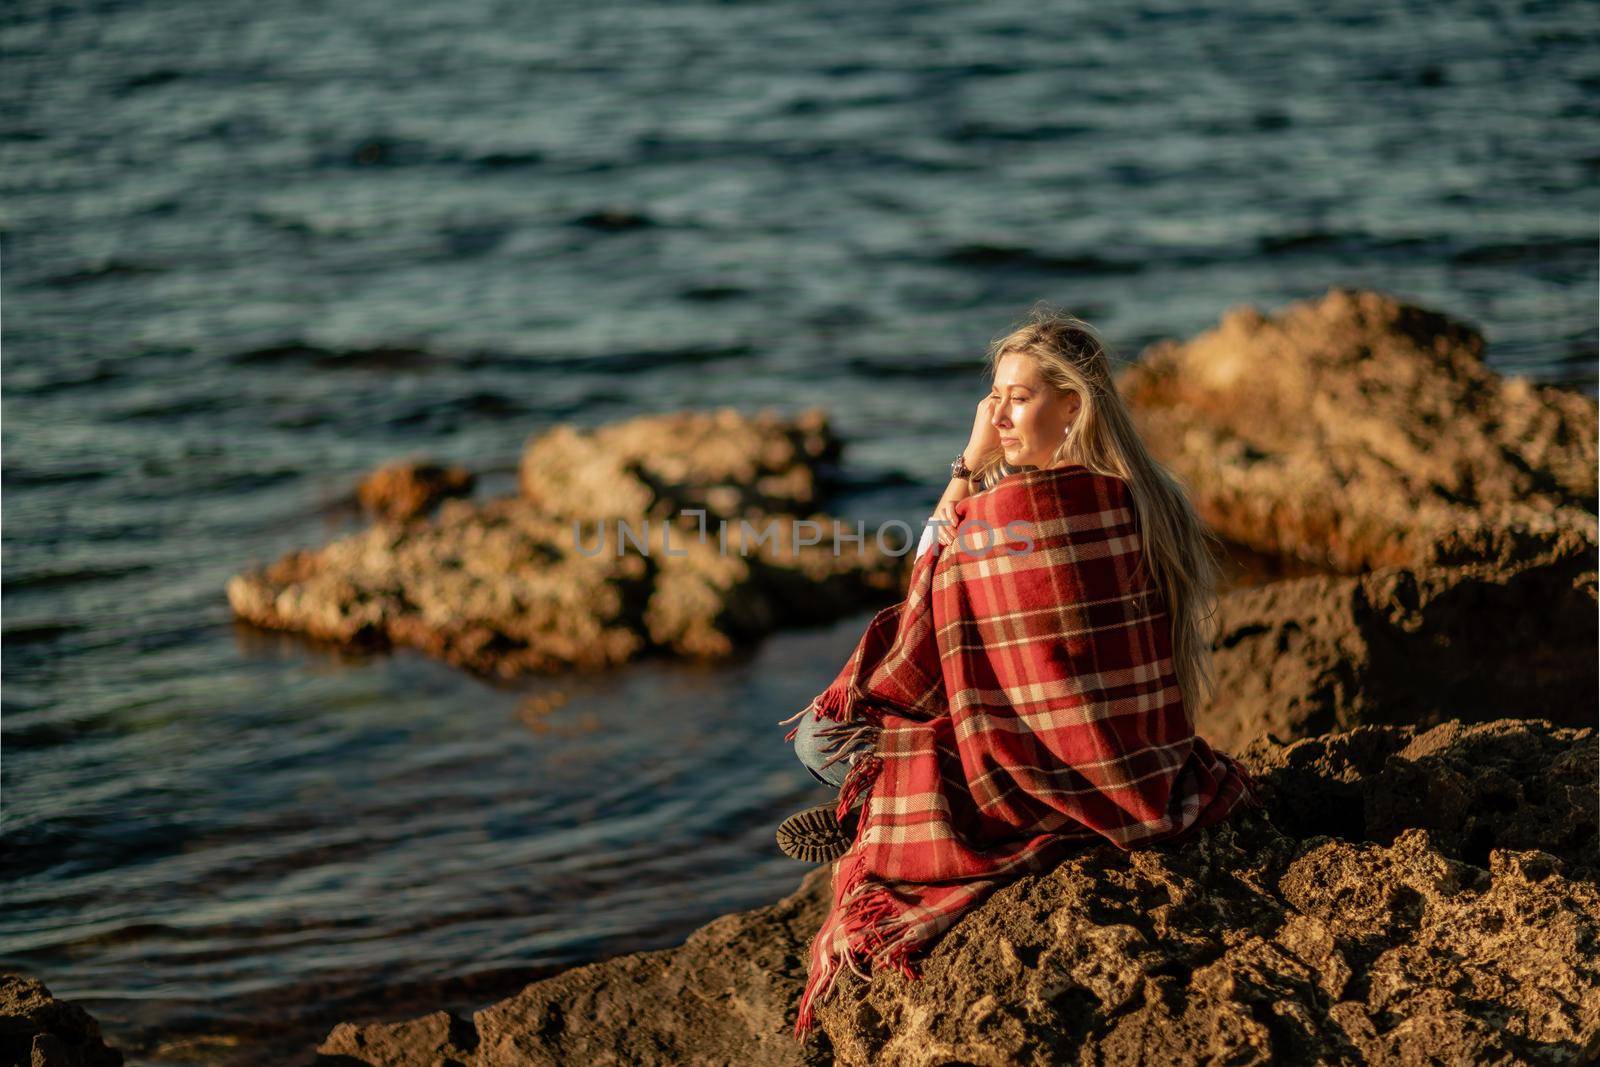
[
  {"xmin": 1120, "ymin": 287, "xmax": 1598, "ymax": 572},
  {"xmin": 316, "ymin": 719, "xmax": 1600, "ymax": 1066},
  {"xmin": 0, "ymin": 973, "xmax": 123, "ymax": 1067},
  {"xmin": 227, "ymin": 409, "xmax": 905, "ymax": 678},
  {"xmin": 1198, "ymin": 521, "xmax": 1597, "ymax": 750},
  {"xmin": 317, "ymin": 1011, "xmax": 477, "ymax": 1067},
  {"xmin": 811, "ymin": 770, "xmax": 1600, "ymax": 1065},
  {"xmin": 812, "ymin": 723, "xmax": 1600, "ymax": 1062},
  {"xmin": 244, "ymin": 293, "xmax": 1600, "ymax": 1062},
  {"xmin": 313, "ymin": 867, "xmax": 836, "ymax": 1067},
  {"xmin": 518, "ymin": 407, "xmax": 839, "ymax": 525},
  {"xmin": 357, "ymin": 462, "xmax": 476, "ymax": 523},
  {"xmin": 1237, "ymin": 719, "xmax": 1598, "ymax": 877}
]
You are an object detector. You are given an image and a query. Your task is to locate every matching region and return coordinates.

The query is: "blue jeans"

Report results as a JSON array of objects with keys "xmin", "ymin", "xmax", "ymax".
[{"xmin": 792, "ymin": 711, "xmax": 874, "ymax": 789}]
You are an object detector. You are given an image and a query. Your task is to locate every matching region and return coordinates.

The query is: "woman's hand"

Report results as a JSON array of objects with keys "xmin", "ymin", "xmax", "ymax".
[
  {"xmin": 965, "ymin": 395, "xmax": 1001, "ymax": 466},
  {"xmin": 932, "ymin": 395, "xmax": 993, "ymax": 546},
  {"xmin": 931, "ymin": 487, "xmax": 964, "ymax": 547},
  {"xmin": 931, "ymin": 397, "xmax": 1002, "ymax": 547}
]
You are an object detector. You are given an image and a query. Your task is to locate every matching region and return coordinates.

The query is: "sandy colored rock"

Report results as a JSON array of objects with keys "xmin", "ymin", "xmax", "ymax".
[
  {"xmin": 314, "ymin": 866, "xmax": 836, "ymax": 1067},
  {"xmin": 238, "ymin": 292, "xmax": 1600, "ymax": 1062},
  {"xmin": 811, "ymin": 722, "xmax": 1600, "ymax": 1065},
  {"xmin": 0, "ymin": 973, "xmax": 124, "ymax": 1067},
  {"xmin": 315, "ymin": 719, "xmax": 1600, "ymax": 1067},
  {"xmin": 1239, "ymin": 718, "xmax": 1598, "ymax": 877},
  {"xmin": 228, "ymin": 409, "xmax": 905, "ymax": 678},
  {"xmin": 1198, "ymin": 518, "xmax": 1597, "ymax": 751},
  {"xmin": 816, "ymin": 821, "xmax": 1600, "ymax": 1066},
  {"xmin": 318, "ymin": 1010, "xmax": 476, "ymax": 1066},
  {"xmin": 1120, "ymin": 287, "xmax": 1598, "ymax": 572},
  {"xmin": 357, "ymin": 461, "xmax": 476, "ymax": 523},
  {"xmin": 469, "ymin": 864, "xmax": 835, "ymax": 1067},
  {"xmin": 518, "ymin": 406, "xmax": 840, "ymax": 525}
]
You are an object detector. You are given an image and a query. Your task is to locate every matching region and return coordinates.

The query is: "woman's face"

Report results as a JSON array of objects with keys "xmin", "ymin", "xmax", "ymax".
[{"xmin": 989, "ymin": 352, "xmax": 1081, "ymax": 469}]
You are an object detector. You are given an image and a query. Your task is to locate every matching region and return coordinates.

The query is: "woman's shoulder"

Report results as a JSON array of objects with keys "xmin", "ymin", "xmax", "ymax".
[
  {"xmin": 988, "ymin": 464, "xmax": 1133, "ymax": 513},
  {"xmin": 977, "ymin": 461, "xmax": 1134, "ymax": 507},
  {"xmin": 979, "ymin": 461, "xmax": 1026, "ymax": 490}
]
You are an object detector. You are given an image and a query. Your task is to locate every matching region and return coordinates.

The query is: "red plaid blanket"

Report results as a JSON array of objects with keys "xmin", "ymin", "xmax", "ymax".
[{"xmin": 780, "ymin": 464, "xmax": 1265, "ymax": 1039}]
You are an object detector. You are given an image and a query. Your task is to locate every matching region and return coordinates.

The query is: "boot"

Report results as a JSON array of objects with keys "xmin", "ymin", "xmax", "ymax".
[{"xmin": 776, "ymin": 803, "xmax": 861, "ymax": 863}]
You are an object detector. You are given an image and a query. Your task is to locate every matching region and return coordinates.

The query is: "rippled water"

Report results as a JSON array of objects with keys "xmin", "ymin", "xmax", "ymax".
[{"xmin": 3, "ymin": 0, "xmax": 1596, "ymax": 1060}]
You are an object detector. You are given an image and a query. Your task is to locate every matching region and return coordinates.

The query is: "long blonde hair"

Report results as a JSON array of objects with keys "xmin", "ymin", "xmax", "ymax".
[{"xmin": 971, "ymin": 305, "xmax": 1225, "ymax": 710}]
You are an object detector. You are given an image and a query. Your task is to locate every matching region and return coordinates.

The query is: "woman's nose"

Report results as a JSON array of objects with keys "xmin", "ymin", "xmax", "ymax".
[{"xmin": 990, "ymin": 405, "xmax": 1009, "ymax": 429}]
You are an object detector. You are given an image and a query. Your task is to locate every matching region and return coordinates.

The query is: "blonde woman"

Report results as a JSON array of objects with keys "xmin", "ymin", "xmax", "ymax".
[{"xmin": 777, "ymin": 307, "xmax": 1263, "ymax": 1036}]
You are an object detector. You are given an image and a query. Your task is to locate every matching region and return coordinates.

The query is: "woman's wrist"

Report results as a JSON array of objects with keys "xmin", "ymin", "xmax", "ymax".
[{"xmin": 960, "ymin": 441, "xmax": 998, "ymax": 476}]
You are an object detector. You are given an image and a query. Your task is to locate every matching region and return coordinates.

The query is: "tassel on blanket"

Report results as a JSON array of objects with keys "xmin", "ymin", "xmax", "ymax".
[
  {"xmin": 1242, "ymin": 765, "xmax": 1269, "ymax": 812},
  {"xmin": 792, "ymin": 811, "xmax": 934, "ymax": 1040},
  {"xmin": 833, "ymin": 752, "xmax": 881, "ymax": 821},
  {"xmin": 792, "ymin": 835, "xmax": 868, "ymax": 1037},
  {"xmin": 792, "ymin": 750, "xmax": 887, "ymax": 1041},
  {"xmin": 815, "ymin": 719, "xmax": 881, "ymax": 772},
  {"xmin": 777, "ymin": 678, "xmax": 855, "ymax": 741},
  {"xmin": 1223, "ymin": 753, "xmax": 1269, "ymax": 812}
]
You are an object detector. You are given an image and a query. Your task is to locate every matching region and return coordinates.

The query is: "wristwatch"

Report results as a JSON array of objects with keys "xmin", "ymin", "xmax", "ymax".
[{"xmin": 950, "ymin": 453, "xmax": 978, "ymax": 482}]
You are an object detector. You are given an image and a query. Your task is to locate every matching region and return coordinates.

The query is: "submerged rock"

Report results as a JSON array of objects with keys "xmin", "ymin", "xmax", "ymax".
[
  {"xmin": 227, "ymin": 409, "xmax": 906, "ymax": 678},
  {"xmin": 1120, "ymin": 287, "xmax": 1598, "ymax": 572},
  {"xmin": 314, "ymin": 719, "xmax": 1600, "ymax": 1066},
  {"xmin": 0, "ymin": 974, "xmax": 124, "ymax": 1067}
]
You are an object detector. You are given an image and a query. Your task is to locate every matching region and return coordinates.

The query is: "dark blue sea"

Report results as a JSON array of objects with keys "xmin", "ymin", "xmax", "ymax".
[{"xmin": 3, "ymin": 0, "xmax": 1596, "ymax": 1060}]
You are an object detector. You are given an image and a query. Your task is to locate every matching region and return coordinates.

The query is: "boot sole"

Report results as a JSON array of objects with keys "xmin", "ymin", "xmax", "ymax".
[{"xmin": 776, "ymin": 803, "xmax": 857, "ymax": 863}]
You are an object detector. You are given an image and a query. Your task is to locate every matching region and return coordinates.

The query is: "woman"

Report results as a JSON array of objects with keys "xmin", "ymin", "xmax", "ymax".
[{"xmin": 775, "ymin": 307, "xmax": 1265, "ymax": 1039}]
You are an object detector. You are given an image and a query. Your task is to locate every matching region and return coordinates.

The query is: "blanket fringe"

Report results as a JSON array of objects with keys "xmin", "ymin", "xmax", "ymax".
[
  {"xmin": 815, "ymin": 720, "xmax": 881, "ymax": 771},
  {"xmin": 792, "ymin": 871, "xmax": 928, "ymax": 1040},
  {"xmin": 792, "ymin": 752, "xmax": 893, "ymax": 1042},
  {"xmin": 1226, "ymin": 754, "xmax": 1269, "ymax": 812},
  {"xmin": 777, "ymin": 680, "xmax": 855, "ymax": 741},
  {"xmin": 834, "ymin": 752, "xmax": 881, "ymax": 821}
]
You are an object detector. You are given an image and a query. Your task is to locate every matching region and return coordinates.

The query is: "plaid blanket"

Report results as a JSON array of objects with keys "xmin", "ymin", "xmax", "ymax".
[{"xmin": 780, "ymin": 464, "xmax": 1265, "ymax": 1039}]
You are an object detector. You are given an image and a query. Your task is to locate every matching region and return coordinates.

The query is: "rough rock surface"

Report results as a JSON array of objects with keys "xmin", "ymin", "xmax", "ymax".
[
  {"xmin": 356, "ymin": 461, "xmax": 476, "ymax": 523},
  {"xmin": 1120, "ymin": 287, "xmax": 1598, "ymax": 572},
  {"xmin": 809, "ymin": 720, "xmax": 1600, "ymax": 1067},
  {"xmin": 227, "ymin": 409, "xmax": 906, "ymax": 677},
  {"xmin": 314, "ymin": 719, "xmax": 1600, "ymax": 1066},
  {"xmin": 814, "ymin": 822, "xmax": 1599, "ymax": 1066},
  {"xmin": 1237, "ymin": 718, "xmax": 1598, "ymax": 877},
  {"xmin": 0, "ymin": 974, "xmax": 124, "ymax": 1067},
  {"xmin": 219, "ymin": 292, "xmax": 1599, "ymax": 1062},
  {"xmin": 517, "ymin": 406, "xmax": 840, "ymax": 525},
  {"xmin": 318, "ymin": 866, "xmax": 837, "ymax": 1067},
  {"xmin": 1198, "ymin": 518, "xmax": 1597, "ymax": 751},
  {"xmin": 318, "ymin": 1011, "xmax": 478, "ymax": 1067}
]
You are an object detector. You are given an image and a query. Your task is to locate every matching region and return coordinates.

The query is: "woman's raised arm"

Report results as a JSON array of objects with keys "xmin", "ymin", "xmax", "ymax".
[{"xmin": 931, "ymin": 396, "xmax": 1000, "ymax": 546}]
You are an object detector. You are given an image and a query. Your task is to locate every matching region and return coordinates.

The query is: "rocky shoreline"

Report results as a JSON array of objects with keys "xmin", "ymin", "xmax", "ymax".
[
  {"xmin": 226, "ymin": 407, "xmax": 909, "ymax": 678},
  {"xmin": 9, "ymin": 289, "xmax": 1595, "ymax": 1065},
  {"xmin": 303, "ymin": 717, "xmax": 1597, "ymax": 1067}
]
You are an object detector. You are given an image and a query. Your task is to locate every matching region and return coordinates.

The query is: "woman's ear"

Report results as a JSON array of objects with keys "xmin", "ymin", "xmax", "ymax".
[{"xmin": 1063, "ymin": 391, "xmax": 1082, "ymax": 428}]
